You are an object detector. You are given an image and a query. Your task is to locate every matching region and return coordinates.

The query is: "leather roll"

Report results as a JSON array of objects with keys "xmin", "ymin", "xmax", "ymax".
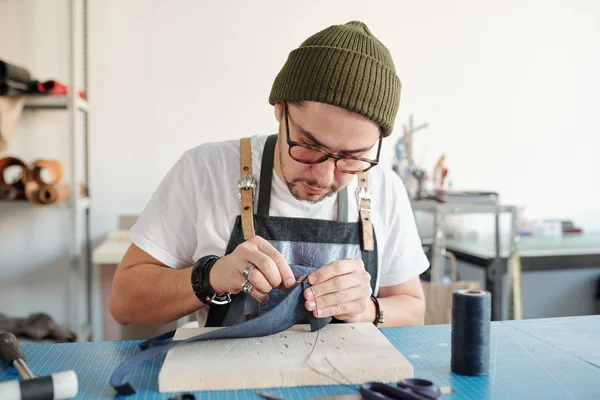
[
  {"xmin": 1, "ymin": 157, "xmax": 83, "ymax": 205},
  {"xmin": 39, "ymin": 184, "xmax": 70, "ymax": 204},
  {"xmin": 0, "ymin": 156, "xmax": 28, "ymax": 200},
  {"xmin": 25, "ymin": 159, "xmax": 64, "ymax": 185},
  {"xmin": 23, "ymin": 159, "xmax": 68, "ymax": 205}
]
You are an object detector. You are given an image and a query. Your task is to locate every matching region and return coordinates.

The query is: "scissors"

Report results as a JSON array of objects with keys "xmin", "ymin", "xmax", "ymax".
[{"xmin": 359, "ymin": 378, "xmax": 443, "ymax": 400}]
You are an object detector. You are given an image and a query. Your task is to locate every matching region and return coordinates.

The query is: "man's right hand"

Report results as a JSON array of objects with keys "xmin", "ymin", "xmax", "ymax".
[{"xmin": 209, "ymin": 236, "xmax": 295, "ymax": 303}]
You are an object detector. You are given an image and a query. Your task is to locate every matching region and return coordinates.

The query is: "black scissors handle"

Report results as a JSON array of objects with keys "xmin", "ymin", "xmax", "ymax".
[{"xmin": 359, "ymin": 378, "xmax": 442, "ymax": 400}]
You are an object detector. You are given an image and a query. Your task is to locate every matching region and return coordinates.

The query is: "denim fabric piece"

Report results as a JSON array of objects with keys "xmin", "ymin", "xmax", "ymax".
[
  {"xmin": 109, "ymin": 278, "xmax": 331, "ymax": 396},
  {"xmin": 254, "ymin": 241, "xmax": 362, "ymax": 317},
  {"xmin": 225, "ymin": 240, "xmax": 362, "ymax": 325}
]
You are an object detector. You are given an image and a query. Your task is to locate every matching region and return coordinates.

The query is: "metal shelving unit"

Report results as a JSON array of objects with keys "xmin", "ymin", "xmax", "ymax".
[
  {"xmin": 1, "ymin": 0, "xmax": 92, "ymax": 342},
  {"xmin": 411, "ymin": 198, "xmax": 518, "ymax": 321}
]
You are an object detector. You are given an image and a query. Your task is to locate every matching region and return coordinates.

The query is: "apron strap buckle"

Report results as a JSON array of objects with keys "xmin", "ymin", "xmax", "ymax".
[
  {"xmin": 237, "ymin": 175, "xmax": 257, "ymax": 202},
  {"xmin": 356, "ymin": 186, "xmax": 372, "ymax": 202}
]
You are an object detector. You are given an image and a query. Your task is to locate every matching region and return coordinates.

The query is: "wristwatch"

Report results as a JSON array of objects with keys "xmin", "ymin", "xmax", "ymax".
[
  {"xmin": 191, "ymin": 255, "xmax": 232, "ymax": 305},
  {"xmin": 370, "ymin": 295, "xmax": 384, "ymax": 326}
]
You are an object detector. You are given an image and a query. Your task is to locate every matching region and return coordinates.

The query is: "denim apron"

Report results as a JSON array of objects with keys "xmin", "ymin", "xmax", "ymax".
[{"xmin": 206, "ymin": 134, "xmax": 379, "ymax": 327}]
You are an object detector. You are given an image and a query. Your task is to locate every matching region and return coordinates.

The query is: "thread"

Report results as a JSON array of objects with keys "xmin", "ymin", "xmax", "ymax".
[
  {"xmin": 306, "ymin": 286, "xmax": 359, "ymax": 390},
  {"xmin": 451, "ymin": 289, "xmax": 491, "ymax": 376}
]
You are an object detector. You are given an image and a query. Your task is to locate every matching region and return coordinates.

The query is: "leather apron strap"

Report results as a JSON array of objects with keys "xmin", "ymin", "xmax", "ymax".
[
  {"xmin": 357, "ymin": 172, "xmax": 374, "ymax": 251},
  {"xmin": 239, "ymin": 137, "xmax": 256, "ymax": 239}
]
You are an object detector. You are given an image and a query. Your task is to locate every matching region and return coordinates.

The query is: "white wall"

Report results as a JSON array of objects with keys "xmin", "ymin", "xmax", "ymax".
[{"xmin": 1, "ymin": 0, "xmax": 599, "ymax": 325}]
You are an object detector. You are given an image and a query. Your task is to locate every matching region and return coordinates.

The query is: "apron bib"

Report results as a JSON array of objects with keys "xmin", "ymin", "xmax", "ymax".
[{"xmin": 206, "ymin": 134, "xmax": 379, "ymax": 327}]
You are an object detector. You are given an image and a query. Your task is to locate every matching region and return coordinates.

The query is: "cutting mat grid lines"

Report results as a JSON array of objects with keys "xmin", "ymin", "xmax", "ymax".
[{"xmin": 1, "ymin": 318, "xmax": 600, "ymax": 399}]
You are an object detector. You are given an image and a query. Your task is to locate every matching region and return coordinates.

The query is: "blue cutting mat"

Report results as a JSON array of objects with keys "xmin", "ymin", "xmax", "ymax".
[{"xmin": 1, "ymin": 316, "xmax": 599, "ymax": 399}]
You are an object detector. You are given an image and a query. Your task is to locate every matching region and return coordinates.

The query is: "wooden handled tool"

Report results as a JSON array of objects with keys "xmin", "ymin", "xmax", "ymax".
[{"xmin": 0, "ymin": 332, "xmax": 78, "ymax": 400}]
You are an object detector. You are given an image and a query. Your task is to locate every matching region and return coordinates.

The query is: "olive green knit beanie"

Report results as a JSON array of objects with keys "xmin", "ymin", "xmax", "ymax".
[{"xmin": 269, "ymin": 21, "xmax": 401, "ymax": 136}]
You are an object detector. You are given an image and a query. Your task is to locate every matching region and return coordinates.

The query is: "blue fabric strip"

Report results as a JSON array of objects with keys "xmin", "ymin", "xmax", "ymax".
[{"xmin": 109, "ymin": 279, "xmax": 331, "ymax": 396}]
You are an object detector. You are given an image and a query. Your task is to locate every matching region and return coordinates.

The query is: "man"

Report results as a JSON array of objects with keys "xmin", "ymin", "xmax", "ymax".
[{"xmin": 109, "ymin": 21, "xmax": 429, "ymax": 330}]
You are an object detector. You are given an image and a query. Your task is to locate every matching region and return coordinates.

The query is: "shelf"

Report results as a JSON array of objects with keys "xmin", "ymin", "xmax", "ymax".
[
  {"xmin": 0, "ymin": 196, "xmax": 91, "ymax": 210},
  {"xmin": 20, "ymin": 95, "xmax": 88, "ymax": 112},
  {"xmin": 411, "ymin": 199, "xmax": 516, "ymax": 214}
]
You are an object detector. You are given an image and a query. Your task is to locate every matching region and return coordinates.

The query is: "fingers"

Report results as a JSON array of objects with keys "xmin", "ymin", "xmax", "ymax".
[
  {"xmin": 305, "ymin": 269, "xmax": 370, "ymax": 300},
  {"xmin": 302, "ymin": 258, "xmax": 372, "ymax": 320},
  {"xmin": 246, "ymin": 267, "xmax": 271, "ymax": 294},
  {"xmin": 309, "ymin": 296, "xmax": 370, "ymax": 319},
  {"xmin": 249, "ymin": 285, "xmax": 269, "ymax": 303},
  {"xmin": 305, "ymin": 284, "xmax": 371, "ymax": 316},
  {"xmin": 219, "ymin": 236, "xmax": 294, "ymax": 301},
  {"xmin": 307, "ymin": 259, "xmax": 362, "ymax": 286},
  {"xmin": 231, "ymin": 267, "xmax": 269, "ymax": 303},
  {"xmin": 254, "ymin": 237, "xmax": 296, "ymax": 288},
  {"xmin": 239, "ymin": 236, "xmax": 295, "ymax": 289}
]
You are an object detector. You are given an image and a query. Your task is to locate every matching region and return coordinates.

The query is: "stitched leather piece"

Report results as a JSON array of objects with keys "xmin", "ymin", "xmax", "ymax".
[
  {"xmin": 358, "ymin": 172, "xmax": 374, "ymax": 251},
  {"xmin": 109, "ymin": 279, "xmax": 331, "ymax": 396}
]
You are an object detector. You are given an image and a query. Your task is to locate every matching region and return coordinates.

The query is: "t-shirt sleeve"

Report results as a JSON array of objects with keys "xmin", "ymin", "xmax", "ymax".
[
  {"xmin": 128, "ymin": 150, "xmax": 199, "ymax": 269},
  {"xmin": 377, "ymin": 170, "xmax": 430, "ymax": 287}
]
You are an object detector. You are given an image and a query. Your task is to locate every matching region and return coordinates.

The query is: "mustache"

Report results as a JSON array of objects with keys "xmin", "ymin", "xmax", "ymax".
[{"xmin": 293, "ymin": 179, "xmax": 335, "ymax": 191}]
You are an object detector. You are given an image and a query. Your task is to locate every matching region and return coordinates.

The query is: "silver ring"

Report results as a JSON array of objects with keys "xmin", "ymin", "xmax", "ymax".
[
  {"xmin": 241, "ymin": 279, "xmax": 253, "ymax": 294},
  {"xmin": 243, "ymin": 264, "xmax": 255, "ymax": 279}
]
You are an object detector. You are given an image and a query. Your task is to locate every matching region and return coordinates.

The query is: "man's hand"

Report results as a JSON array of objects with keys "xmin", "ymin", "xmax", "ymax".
[
  {"xmin": 209, "ymin": 235, "xmax": 296, "ymax": 304},
  {"xmin": 303, "ymin": 259, "xmax": 374, "ymax": 322}
]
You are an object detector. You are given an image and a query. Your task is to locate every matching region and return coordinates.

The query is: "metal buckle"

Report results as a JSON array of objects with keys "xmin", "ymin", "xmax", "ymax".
[
  {"xmin": 208, "ymin": 292, "xmax": 232, "ymax": 305},
  {"xmin": 356, "ymin": 186, "xmax": 372, "ymax": 213},
  {"xmin": 237, "ymin": 175, "xmax": 257, "ymax": 202},
  {"xmin": 356, "ymin": 186, "xmax": 372, "ymax": 202}
]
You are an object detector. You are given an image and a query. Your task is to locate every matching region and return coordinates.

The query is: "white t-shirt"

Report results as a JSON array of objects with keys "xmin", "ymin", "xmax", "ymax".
[{"xmin": 129, "ymin": 134, "xmax": 429, "ymax": 295}]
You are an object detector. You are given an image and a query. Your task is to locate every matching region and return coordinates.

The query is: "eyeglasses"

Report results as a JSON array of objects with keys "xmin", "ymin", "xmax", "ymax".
[{"xmin": 283, "ymin": 102, "xmax": 382, "ymax": 174}]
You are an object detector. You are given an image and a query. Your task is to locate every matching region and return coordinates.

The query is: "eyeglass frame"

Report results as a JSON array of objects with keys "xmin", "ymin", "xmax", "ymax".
[{"xmin": 283, "ymin": 102, "xmax": 382, "ymax": 174}]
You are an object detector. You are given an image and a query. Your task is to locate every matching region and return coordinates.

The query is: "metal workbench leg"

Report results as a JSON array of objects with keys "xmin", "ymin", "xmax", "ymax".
[
  {"xmin": 431, "ymin": 207, "xmax": 446, "ymax": 282},
  {"xmin": 486, "ymin": 210, "xmax": 504, "ymax": 321},
  {"xmin": 91, "ymin": 262, "xmax": 103, "ymax": 342},
  {"xmin": 507, "ymin": 206, "xmax": 522, "ymax": 320}
]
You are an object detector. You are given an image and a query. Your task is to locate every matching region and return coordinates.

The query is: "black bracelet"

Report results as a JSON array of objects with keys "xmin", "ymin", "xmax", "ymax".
[{"xmin": 371, "ymin": 295, "xmax": 384, "ymax": 326}]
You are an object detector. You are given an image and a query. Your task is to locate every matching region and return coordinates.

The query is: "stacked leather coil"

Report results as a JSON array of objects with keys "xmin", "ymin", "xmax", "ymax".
[{"xmin": 0, "ymin": 156, "xmax": 85, "ymax": 204}]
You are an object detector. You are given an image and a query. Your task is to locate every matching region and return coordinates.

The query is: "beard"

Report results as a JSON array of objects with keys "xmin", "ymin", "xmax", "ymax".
[
  {"xmin": 286, "ymin": 179, "xmax": 337, "ymax": 204},
  {"xmin": 278, "ymin": 143, "xmax": 338, "ymax": 204}
]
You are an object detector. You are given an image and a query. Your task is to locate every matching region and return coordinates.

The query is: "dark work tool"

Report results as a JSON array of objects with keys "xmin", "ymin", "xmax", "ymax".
[
  {"xmin": 359, "ymin": 378, "xmax": 443, "ymax": 399},
  {"xmin": 0, "ymin": 332, "xmax": 78, "ymax": 399},
  {"xmin": 167, "ymin": 393, "xmax": 196, "ymax": 400},
  {"xmin": 451, "ymin": 289, "xmax": 491, "ymax": 376}
]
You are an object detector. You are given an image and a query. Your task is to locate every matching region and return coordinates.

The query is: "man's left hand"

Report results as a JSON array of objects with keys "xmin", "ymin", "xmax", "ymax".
[{"xmin": 303, "ymin": 259, "xmax": 374, "ymax": 322}]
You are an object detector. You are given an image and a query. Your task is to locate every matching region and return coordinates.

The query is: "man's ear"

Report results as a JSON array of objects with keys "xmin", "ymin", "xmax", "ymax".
[{"xmin": 274, "ymin": 102, "xmax": 283, "ymax": 123}]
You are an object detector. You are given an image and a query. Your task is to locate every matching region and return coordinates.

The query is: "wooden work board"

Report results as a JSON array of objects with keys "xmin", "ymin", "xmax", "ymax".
[{"xmin": 158, "ymin": 322, "xmax": 413, "ymax": 393}]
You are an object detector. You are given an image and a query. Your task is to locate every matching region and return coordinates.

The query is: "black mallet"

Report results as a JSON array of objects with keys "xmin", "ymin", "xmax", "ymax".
[{"xmin": 0, "ymin": 332, "xmax": 78, "ymax": 399}]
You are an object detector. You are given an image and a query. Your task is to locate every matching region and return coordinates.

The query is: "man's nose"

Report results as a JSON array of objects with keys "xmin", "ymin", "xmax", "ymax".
[{"xmin": 310, "ymin": 159, "xmax": 336, "ymax": 187}]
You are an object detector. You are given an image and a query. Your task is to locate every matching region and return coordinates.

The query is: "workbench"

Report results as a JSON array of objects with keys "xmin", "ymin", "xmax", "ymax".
[
  {"xmin": 1, "ymin": 315, "xmax": 598, "ymax": 399},
  {"xmin": 448, "ymin": 232, "xmax": 600, "ymax": 319}
]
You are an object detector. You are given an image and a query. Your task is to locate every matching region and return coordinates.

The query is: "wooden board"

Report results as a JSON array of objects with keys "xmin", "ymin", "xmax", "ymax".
[{"xmin": 158, "ymin": 322, "xmax": 413, "ymax": 393}]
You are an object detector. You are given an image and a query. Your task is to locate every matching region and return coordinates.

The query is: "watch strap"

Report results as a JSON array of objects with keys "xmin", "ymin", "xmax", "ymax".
[{"xmin": 191, "ymin": 255, "xmax": 230, "ymax": 305}]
